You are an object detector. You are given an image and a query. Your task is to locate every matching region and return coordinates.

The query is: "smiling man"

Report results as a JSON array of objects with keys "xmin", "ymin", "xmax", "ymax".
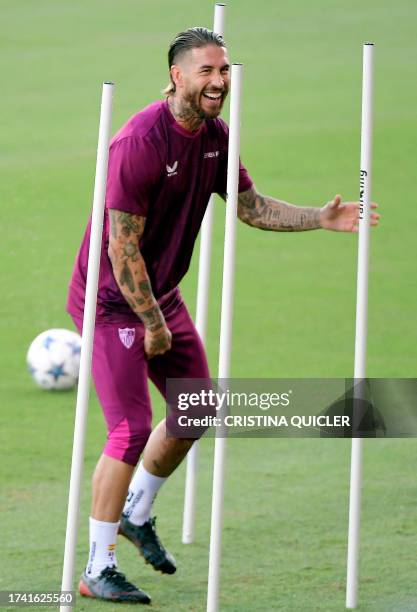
[{"xmin": 67, "ymin": 27, "xmax": 379, "ymax": 604}]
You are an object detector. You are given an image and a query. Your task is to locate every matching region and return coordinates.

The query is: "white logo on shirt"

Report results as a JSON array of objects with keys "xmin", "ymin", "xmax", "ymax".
[
  {"xmin": 204, "ymin": 151, "xmax": 219, "ymax": 159},
  {"xmin": 166, "ymin": 161, "xmax": 178, "ymax": 177}
]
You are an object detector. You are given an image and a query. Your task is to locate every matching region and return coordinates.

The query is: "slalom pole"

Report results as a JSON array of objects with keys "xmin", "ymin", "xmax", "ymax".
[
  {"xmin": 60, "ymin": 82, "xmax": 114, "ymax": 612},
  {"xmin": 182, "ymin": 2, "xmax": 227, "ymax": 545},
  {"xmin": 346, "ymin": 43, "xmax": 375, "ymax": 609},
  {"xmin": 207, "ymin": 63, "xmax": 243, "ymax": 612}
]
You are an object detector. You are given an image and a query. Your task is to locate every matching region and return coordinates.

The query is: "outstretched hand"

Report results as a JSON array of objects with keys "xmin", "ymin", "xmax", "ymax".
[{"xmin": 320, "ymin": 194, "xmax": 380, "ymax": 232}]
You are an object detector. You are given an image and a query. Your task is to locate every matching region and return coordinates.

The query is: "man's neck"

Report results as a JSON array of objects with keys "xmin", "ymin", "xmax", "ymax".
[{"xmin": 167, "ymin": 95, "xmax": 204, "ymax": 133}]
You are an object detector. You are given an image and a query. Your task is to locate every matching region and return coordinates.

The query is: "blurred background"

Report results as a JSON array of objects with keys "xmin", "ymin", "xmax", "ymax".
[{"xmin": 1, "ymin": 1, "xmax": 416, "ymax": 609}]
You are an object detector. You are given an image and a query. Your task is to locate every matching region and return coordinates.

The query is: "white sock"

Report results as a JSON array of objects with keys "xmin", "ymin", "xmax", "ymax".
[
  {"xmin": 122, "ymin": 461, "xmax": 167, "ymax": 526},
  {"xmin": 86, "ymin": 517, "xmax": 119, "ymax": 578}
]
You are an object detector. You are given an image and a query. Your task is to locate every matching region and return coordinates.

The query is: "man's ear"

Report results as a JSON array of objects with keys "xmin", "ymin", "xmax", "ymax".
[{"xmin": 170, "ymin": 65, "xmax": 183, "ymax": 91}]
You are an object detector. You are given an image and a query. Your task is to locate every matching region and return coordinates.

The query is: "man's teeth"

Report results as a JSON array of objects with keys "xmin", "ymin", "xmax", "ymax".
[{"xmin": 203, "ymin": 92, "xmax": 222, "ymax": 100}]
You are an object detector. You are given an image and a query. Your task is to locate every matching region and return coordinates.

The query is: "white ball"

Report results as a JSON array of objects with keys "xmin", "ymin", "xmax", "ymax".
[{"xmin": 26, "ymin": 328, "xmax": 82, "ymax": 390}]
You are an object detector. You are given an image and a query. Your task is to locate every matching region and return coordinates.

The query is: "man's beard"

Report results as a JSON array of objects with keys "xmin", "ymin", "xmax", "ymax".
[{"xmin": 183, "ymin": 87, "xmax": 225, "ymax": 120}]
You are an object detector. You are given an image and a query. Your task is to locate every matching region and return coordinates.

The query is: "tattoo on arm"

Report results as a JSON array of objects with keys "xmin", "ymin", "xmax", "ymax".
[
  {"xmin": 120, "ymin": 262, "xmax": 135, "ymax": 293},
  {"xmin": 139, "ymin": 280, "xmax": 151, "ymax": 298},
  {"xmin": 119, "ymin": 212, "xmax": 143, "ymax": 237},
  {"xmin": 140, "ymin": 306, "xmax": 165, "ymax": 332},
  {"xmin": 237, "ymin": 186, "xmax": 321, "ymax": 232},
  {"xmin": 109, "ymin": 209, "xmax": 144, "ymax": 238},
  {"xmin": 123, "ymin": 241, "xmax": 139, "ymax": 260},
  {"xmin": 107, "ymin": 209, "xmax": 165, "ymax": 330}
]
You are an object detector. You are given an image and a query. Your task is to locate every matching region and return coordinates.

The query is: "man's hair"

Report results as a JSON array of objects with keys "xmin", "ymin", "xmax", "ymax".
[{"xmin": 163, "ymin": 27, "xmax": 226, "ymax": 96}]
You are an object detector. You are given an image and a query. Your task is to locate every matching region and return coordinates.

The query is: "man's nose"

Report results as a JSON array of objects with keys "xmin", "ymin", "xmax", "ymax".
[{"xmin": 211, "ymin": 72, "xmax": 225, "ymax": 89}]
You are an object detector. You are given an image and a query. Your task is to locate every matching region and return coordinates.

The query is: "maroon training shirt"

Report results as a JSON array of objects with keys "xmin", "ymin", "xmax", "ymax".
[{"xmin": 67, "ymin": 99, "xmax": 253, "ymax": 322}]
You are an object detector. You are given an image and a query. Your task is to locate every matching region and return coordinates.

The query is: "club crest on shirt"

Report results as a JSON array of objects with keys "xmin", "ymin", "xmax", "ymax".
[
  {"xmin": 118, "ymin": 327, "xmax": 135, "ymax": 349},
  {"xmin": 166, "ymin": 161, "xmax": 178, "ymax": 177}
]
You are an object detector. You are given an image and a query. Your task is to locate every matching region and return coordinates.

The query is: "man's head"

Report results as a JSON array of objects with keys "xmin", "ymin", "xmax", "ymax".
[{"xmin": 164, "ymin": 27, "xmax": 230, "ymax": 121}]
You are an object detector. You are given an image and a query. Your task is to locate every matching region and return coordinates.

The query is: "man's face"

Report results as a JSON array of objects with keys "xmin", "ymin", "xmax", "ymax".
[{"xmin": 172, "ymin": 45, "xmax": 230, "ymax": 120}]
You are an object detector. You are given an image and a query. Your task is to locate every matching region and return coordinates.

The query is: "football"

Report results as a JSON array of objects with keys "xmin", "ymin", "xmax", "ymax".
[{"xmin": 26, "ymin": 328, "xmax": 82, "ymax": 390}]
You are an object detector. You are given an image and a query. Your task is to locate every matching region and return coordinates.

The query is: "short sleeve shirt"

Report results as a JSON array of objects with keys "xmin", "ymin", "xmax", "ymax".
[{"xmin": 67, "ymin": 99, "xmax": 253, "ymax": 321}]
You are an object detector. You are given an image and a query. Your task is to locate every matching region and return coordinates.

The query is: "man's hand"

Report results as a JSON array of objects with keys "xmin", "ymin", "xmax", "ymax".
[
  {"xmin": 320, "ymin": 194, "xmax": 380, "ymax": 232},
  {"xmin": 144, "ymin": 326, "xmax": 172, "ymax": 359}
]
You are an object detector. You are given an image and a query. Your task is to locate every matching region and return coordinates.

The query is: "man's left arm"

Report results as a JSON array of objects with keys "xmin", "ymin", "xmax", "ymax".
[{"xmin": 236, "ymin": 185, "xmax": 379, "ymax": 232}]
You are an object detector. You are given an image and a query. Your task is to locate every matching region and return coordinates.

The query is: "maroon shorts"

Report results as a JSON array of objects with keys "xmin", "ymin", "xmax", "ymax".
[{"xmin": 71, "ymin": 288, "xmax": 210, "ymax": 466}]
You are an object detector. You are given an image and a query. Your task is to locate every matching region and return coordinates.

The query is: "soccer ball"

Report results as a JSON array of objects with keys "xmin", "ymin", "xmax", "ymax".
[{"xmin": 26, "ymin": 328, "xmax": 82, "ymax": 390}]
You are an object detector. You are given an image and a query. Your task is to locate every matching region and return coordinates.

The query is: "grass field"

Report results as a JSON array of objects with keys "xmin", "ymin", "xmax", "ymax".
[{"xmin": 1, "ymin": 0, "xmax": 417, "ymax": 610}]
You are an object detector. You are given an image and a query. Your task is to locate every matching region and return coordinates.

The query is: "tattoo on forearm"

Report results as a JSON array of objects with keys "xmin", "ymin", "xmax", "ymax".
[
  {"xmin": 119, "ymin": 271, "xmax": 162, "ymax": 328},
  {"xmin": 123, "ymin": 241, "xmax": 139, "ymax": 260},
  {"xmin": 238, "ymin": 187, "xmax": 321, "ymax": 231},
  {"xmin": 120, "ymin": 262, "xmax": 135, "ymax": 293},
  {"xmin": 108, "ymin": 209, "xmax": 165, "ymax": 328},
  {"xmin": 141, "ymin": 306, "xmax": 164, "ymax": 331},
  {"xmin": 139, "ymin": 280, "xmax": 151, "ymax": 298}
]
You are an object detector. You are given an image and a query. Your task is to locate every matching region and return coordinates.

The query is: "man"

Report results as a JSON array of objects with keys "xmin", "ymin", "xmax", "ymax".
[{"xmin": 67, "ymin": 27, "xmax": 379, "ymax": 604}]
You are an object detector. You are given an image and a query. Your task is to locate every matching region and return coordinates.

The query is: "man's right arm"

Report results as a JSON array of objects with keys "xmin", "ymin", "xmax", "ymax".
[{"xmin": 107, "ymin": 209, "xmax": 171, "ymax": 357}]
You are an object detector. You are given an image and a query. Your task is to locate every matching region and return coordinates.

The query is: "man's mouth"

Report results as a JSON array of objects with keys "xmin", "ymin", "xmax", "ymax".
[{"xmin": 202, "ymin": 91, "xmax": 223, "ymax": 101}]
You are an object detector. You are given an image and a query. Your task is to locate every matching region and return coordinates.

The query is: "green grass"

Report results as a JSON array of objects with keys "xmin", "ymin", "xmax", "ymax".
[{"xmin": 1, "ymin": 0, "xmax": 417, "ymax": 609}]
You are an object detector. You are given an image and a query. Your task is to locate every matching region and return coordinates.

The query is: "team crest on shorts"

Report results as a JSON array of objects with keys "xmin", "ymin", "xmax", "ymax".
[{"xmin": 118, "ymin": 327, "xmax": 135, "ymax": 349}]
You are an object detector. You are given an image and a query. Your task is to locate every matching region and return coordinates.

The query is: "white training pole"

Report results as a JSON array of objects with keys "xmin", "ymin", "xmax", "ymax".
[
  {"xmin": 60, "ymin": 82, "xmax": 114, "ymax": 611},
  {"xmin": 207, "ymin": 63, "xmax": 243, "ymax": 612},
  {"xmin": 182, "ymin": 2, "xmax": 226, "ymax": 545},
  {"xmin": 346, "ymin": 43, "xmax": 374, "ymax": 610}
]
